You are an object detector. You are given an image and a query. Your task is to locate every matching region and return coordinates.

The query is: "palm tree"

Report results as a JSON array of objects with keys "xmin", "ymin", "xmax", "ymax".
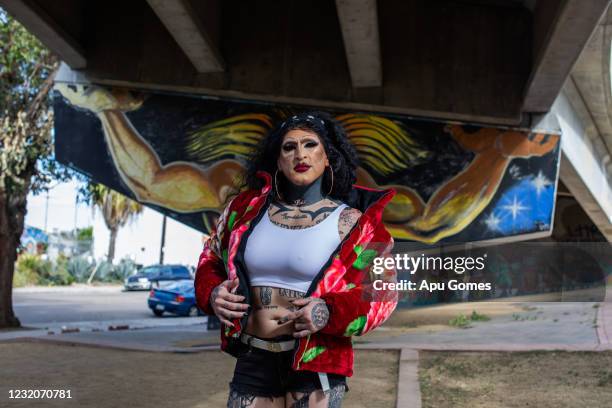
[{"xmin": 88, "ymin": 184, "xmax": 144, "ymax": 263}]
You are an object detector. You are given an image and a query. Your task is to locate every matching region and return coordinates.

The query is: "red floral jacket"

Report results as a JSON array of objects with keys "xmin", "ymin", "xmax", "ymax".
[{"xmin": 194, "ymin": 171, "xmax": 397, "ymax": 377}]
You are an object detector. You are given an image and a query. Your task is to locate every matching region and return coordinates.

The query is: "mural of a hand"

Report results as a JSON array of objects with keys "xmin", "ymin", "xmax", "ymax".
[
  {"xmin": 56, "ymin": 85, "xmax": 559, "ymax": 243},
  {"xmin": 499, "ymin": 131, "xmax": 559, "ymax": 158},
  {"xmin": 378, "ymin": 125, "xmax": 559, "ymax": 242},
  {"xmin": 56, "ymin": 84, "xmax": 242, "ymax": 215},
  {"xmin": 56, "ymin": 84, "xmax": 143, "ymax": 113}
]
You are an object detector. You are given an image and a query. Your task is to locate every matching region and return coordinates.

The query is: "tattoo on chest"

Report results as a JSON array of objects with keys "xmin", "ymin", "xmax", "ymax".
[
  {"xmin": 260, "ymin": 287, "xmax": 272, "ymax": 305},
  {"xmin": 269, "ymin": 202, "xmax": 338, "ymax": 229},
  {"xmin": 279, "ymin": 288, "xmax": 306, "ymax": 299}
]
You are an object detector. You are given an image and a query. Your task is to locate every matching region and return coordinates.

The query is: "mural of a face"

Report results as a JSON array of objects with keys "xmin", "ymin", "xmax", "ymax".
[{"xmin": 277, "ymin": 129, "xmax": 330, "ymax": 187}]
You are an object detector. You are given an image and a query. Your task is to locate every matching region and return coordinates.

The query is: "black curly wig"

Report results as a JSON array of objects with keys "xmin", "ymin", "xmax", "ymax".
[{"xmin": 244, "ymin": 111, "xmax": 359, "ymax": 202}]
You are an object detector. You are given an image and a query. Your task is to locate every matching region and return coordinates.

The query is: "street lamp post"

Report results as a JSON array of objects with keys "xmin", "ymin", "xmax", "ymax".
[{"xmin": 159, "ymin": 215, "xmax": 167, "ymax": 265}]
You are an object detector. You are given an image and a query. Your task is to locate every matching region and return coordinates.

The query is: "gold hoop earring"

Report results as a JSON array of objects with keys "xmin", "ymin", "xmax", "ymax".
[
  {"xmin": 274, "ymin": 169, "xmax": 283, "ymax": 201},
  {"xmin": 327, "ymin": 166, "xmax": 334, "ymax": 196}
]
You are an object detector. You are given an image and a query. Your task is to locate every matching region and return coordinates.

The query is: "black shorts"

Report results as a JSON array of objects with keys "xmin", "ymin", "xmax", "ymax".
[{"xmin": 229, "ymin": 335, "xmax": 347, "ymax": 399}]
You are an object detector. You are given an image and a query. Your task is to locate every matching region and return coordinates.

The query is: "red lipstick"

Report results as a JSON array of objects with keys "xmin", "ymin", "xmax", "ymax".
[{"xmin": 294, "ymin": 164, "xmax": 310, "ymax": 173}]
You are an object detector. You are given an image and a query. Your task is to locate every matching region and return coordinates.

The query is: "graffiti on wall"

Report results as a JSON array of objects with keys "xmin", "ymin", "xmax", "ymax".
[{"xmin": 53, "ymin": 84, "xmax": 561, "ymax": 243}]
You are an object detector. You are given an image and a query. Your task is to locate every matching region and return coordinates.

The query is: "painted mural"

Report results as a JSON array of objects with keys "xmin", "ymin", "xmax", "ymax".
[{"xmin": 53, "ymin": 84, "xmax": 561, "ymax": 244}]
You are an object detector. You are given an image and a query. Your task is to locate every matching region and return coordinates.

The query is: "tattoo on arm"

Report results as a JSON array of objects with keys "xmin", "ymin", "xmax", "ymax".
[
  {"xmin": 211, "ymin": 286, "xmax": 220, "ymax": 306},
  {"xmin": 260, "ymin": 287, "xmax": 272, "ymax": 305},
  {"xmin": 338, "ymin": 207, "xmax": 362, "ymax": 240},
  {"xmin": 311, "ymin": 302, "xmax": 330, "ymax": 329}
]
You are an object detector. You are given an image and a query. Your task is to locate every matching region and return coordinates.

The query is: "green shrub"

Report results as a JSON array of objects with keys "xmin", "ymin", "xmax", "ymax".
[
  {"xmin": 48, "ymin": 254, "xmax": 75, "ymax": 285},
  {"xmin": 13, "ymin": 253, "xmax": 76, "ymax": 287},
  {"xmin": 76, "ymin": 227, "xmax": 93, "ymax": 241},
  {"xmin": 95, "ymin": 257, "xmax": 137, "ymax": 283},
  {"xmin": 113, "ymin": 257, "xmax": 137, "ymax": 281},
  {"xmin": 449, "ymin": 311, "xmax": 491, "ymax": 328},
  {"xmin": 67, "ymin": 256, "xmax": 94, "ymax": 282},
  {"xmin": 470, "ymin": 310, "xmax": 491, "ymax": 322},
  {"xmin": 449, "ymin": 314, "xmax": 471, "ymax": 328},
  {"xmin": 13, "ymin": 253, "xmax": 51, "ymax": 287}
]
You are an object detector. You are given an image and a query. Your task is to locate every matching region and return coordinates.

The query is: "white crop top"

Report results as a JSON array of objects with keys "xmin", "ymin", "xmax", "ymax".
[{"xmin": 244, "ymin": 204, "xmax": 347, "ymax": 293}]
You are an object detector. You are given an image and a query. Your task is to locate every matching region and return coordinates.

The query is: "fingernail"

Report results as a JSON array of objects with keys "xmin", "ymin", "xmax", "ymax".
[{"xmin": 243, "ymin": 312, "xmax": 248, "ymax": 317}]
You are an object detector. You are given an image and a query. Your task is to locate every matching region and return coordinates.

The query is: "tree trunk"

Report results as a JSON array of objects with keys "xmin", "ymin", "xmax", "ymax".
[
  {"xmin": 107, "ymin": 227, "xmax": 118, "ymax": 264},
  {"xmin": 0, "ymin": 185, "xmax": 29, "ymax": 328}
]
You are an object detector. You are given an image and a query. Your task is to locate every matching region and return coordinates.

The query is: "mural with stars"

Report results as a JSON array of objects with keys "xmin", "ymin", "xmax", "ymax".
[{"xmin": 53, "ymin": 83, "xmax": 561, "ymax": 244}]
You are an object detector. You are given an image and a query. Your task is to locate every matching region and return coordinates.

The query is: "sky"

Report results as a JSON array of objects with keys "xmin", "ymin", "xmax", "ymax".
[{"xmin": 25, "ymin": 180, "xmax": 206, "ymax": 267}]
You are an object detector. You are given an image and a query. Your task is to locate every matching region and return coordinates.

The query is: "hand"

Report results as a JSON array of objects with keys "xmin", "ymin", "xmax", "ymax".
[
  {"xmin": 278, "ymin": 297, "xmax": 329, "ymax": 338},
  {"xmin": 55, "ymin": 83, "xmax": 144, "ymax": 113},
  {"xmin": 210, "ymin": 277, "xmax": 249, "ymax": 327}
]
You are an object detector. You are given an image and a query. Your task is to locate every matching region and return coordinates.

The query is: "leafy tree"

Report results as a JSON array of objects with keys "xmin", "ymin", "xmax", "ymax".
[
  {"xmin": 87, "ymin": 184, "xmax": 143, "ymax": 264},
  {"xmin": 76, "ymin": 226, "xmax": 93, "ymax": 241},
  {"xmin": 0, "ymin": 9, "xmax": 71, "ymax": 327}
]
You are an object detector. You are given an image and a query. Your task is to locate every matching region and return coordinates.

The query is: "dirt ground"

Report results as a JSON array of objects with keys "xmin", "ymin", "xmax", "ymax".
[
  {"xmin": 419, "ymin": 351, "xmax": 612, "ymax": 408},
  {"xmin": 383, "ymin": 285, "xmax": 607, "ymax": 332},
  {"xmin": 384, "ymin": 301, "xmax": 525, "ymax": 328},
  {"xmin": 0, "ymin": 342, "xmax": 398, "ymax": 408}
]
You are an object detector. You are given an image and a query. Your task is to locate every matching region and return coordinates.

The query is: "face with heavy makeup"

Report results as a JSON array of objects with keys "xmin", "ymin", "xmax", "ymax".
[{"xmin": 277, "ymin": 128, "xmax": 330, "ymax": 187}]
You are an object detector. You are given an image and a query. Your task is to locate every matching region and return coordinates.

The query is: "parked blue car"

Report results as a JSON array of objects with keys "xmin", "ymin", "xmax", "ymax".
[
  {"xmin": 125, "ymin": 264, "xmax": 193, "ymax": 291},
  {"xmin": 147, "ymin": 280, "xmax": 203, "ymax": 317}
]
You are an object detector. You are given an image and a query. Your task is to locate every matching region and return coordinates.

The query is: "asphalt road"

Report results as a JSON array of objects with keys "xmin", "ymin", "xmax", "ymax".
[{"xmin": 12, "ymin": 286, "xmax": 193, "ymax": 325}]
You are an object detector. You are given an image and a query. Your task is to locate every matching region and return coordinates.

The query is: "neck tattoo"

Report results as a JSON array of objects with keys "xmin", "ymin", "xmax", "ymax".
[{"xmin": 281, "ymin": 175, "xmax": 325, "ymax": 207}]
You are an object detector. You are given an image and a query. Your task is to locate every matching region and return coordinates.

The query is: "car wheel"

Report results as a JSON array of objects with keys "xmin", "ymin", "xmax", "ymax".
[
  {"xmin": 153, "ymin": 309, "xmax": 164, "ymax": 317},
  {"xmin": 187, "ymin": 306, "xmax": 198, "ymax": 317}
]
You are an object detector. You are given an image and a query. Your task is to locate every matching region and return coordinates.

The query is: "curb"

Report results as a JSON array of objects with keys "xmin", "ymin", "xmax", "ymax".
[
  {"xmin": 1, "ymin": 336, "xmax": 220, "ymax": 354},
  {"xmin": 596, "ymin": 304, "xmax": 607, "ymax": 345},
  {"xmin": 355, "ymin": 342, "xmax": 612, "ymax": 351},
  {"xmin": 29, "ymin": 317, "xmax": 208, "ymax": 336},
  {"xmin": 396, "ymin": 349, "xmax": 421, "ymax": 408},
  {"xmin": 13, "ymin": 285, "xmax": 124, "ymax": 294},
  {"xmin": 596, "ymin": 300, "xmax": 611, "ymax": 346}
]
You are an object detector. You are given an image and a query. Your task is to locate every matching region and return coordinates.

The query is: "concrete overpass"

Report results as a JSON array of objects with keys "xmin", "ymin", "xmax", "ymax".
[{"xmin": 2, "ymin": 0, "xmax": 612, "ymax": 241}]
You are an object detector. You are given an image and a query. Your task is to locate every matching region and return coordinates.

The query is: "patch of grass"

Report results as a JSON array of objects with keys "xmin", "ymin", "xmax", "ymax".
[
  {"xmin": 420, "ymin": 351, "xmax": 612, "ymax": 408},
  {"xmin": 597, "ymin": 371, "xmax": 612, "ymax": 387},
  {"xmin": 449, "ymin": 311, "xmax": 491, "ymax": 328},
  {"xmin": 469, "ymin": 311, "xmax": 490, "ymax": 322},
  {"xmin": 449, "ymin": 314, "xmax": 471, "ymax": 328}
]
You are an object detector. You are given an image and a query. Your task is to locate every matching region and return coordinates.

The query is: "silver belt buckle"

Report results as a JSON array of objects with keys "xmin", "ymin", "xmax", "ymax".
[{"xmin": 268, "ymin": 341, "xmax": 282, "ymax": 352}]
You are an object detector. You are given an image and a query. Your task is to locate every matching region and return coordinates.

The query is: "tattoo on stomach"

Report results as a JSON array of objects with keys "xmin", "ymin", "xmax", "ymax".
[
  {"xmin": 260, "ymin": 287, "xmax": 272, "ymax": 305},
  {"xmin": 253, "ymin": 305, "xmax": 278, "ymax": 311},
  {"xmin": 279, "ymin": 288, "xmax": 306, "ymax": 299},
  {"xmin": 252, "ymin": 304, "xmax": 297, "ymax": 312}
]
